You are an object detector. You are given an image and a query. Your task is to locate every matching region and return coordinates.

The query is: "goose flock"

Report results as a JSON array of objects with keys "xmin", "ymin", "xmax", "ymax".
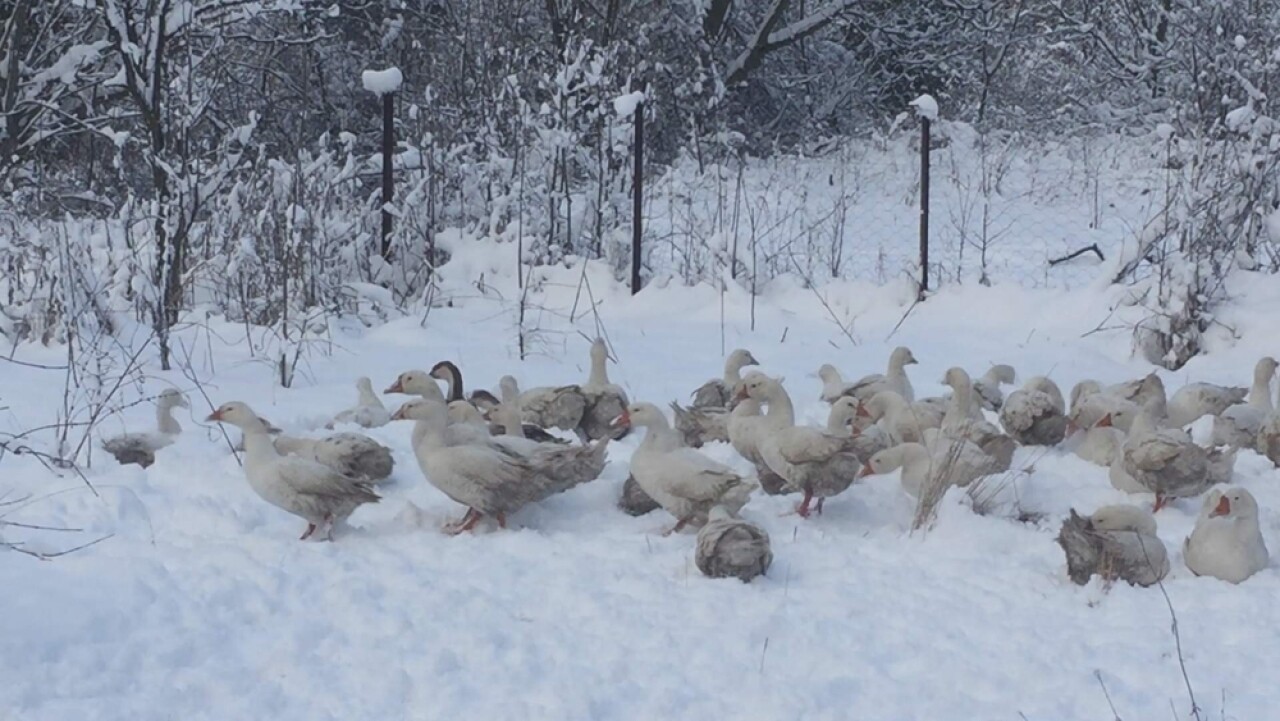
[{"xmin": 103, "ymin": 341, "xmax": 1275, "ymax": 585}]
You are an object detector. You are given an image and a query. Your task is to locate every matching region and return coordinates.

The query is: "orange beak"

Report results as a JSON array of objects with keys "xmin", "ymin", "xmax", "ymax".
[
  {"xmin": 206, "ymin": 409, "xmax": 224, "ymax": 422},
  {"xmin": 1210, "ymin": 495, "xmax": 1231, "ymax": 517},
  {"xmin": 1095, "ymin": 414, "xmax": 1113, "ymax": 428},
  {"xmin": 734, "ymin": 385, "xmax": 749, "ymax": 401},
  {"xmin": 856, "ymin": 403, "xmax": 871, "ymax": 419},
  {"xmin": 610, "ymin": 410, "xmax": 631, "ymax": 429},
  {"xmin": 385, "ymin": 379, "xmax": 404, "ymax": 394},
  {"xmin": 857, "ymin": 463, "xmax": 874, "ymax": 478},
  {"xmin": 390, "ymin": 406, "xmax": 407, "ymax": 421}
]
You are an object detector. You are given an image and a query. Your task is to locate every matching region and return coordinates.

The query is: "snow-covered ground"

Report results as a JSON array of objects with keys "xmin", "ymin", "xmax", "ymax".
[{"xmin": 4, "ymin": 229, "xmax": 1279, "ymax": 720}]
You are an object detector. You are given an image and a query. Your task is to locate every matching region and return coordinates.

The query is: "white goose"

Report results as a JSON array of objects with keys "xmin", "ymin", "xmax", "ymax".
[
  {"xmin": 861, "ymin": 437, "xmax": 996, "ymax": 499},
  {"xmin": 499, "ymin": 376, "xmax": 589, "ymax": 442},
  {"xmin": 999, "ymin": 376, "xmax": 1068, "ymax": 447},
  {"xmin": 1167, "ymin": 379, "xmax": 1247, "ymax": 428},
  {"xmin": 741, "ymin": 375, "xmax": 867, "ymax": 518},
  {"xmin": 328, "ymin": 377, "xmax": 391, "ymax": 429},
  {"xmin": 672, "ymin": 348, "xmax": 760, "ymax": 447},
  {"xmin": 727, "ymin": 372, "xmax": 791, "ymax": 495},
  {"xmin": 1118, "ymin": 398, "xmax": 1235, "ymax": 511},
  {"xmin": 940, "ymin": 367, "xmax": 1016, "ymax": 470},
  {"xmin": 695, "ymin": 506, "xmax": 772, "ymax": 582},
  {"xmin": 274, "ymin": 431, "xmax": 394, "ymax": 484},
  {"xmin": 579, "ymin": 338, "xmax": 631, "ymax": 442},
  {"xmin": 102, "ymin": 389, "xmax": 188, "ymax": 467},
  {"xmin": 1072, "ymin": 414, "xmax": 1125, "ymax": 467},
  {"xmin": 208, "ymin": 401, "xmax": 380, "ymax": 540},
  {"xmin": 691, "ymin": 348, "xmax": 760, "ymax": 407},
  {"xmin": 847, "ymin": 346, "xmax": 919, "ymax": 402},
  {"xmin": 828, "ymin": 397, "xmax": 892, "ymax": 459},
  {"xmin": 1184, "ymin": 487, "xmax": 1269, "ymax": 583},
  {"xmin": 1069, "ymin": 380, "xmax": 1140, "ymax": 433},
  {"xmin": 614, "ymin": 403, "xmax": 754, "ymax": 534},
  {"xmin": 861, "ymin": 390, "xmax": 943, "ymax": 445},
  {"xmin": 972, "ymin": 364, "xmax": 1016, "ymax": 412},
  {"xmin": 391, "ymin": 398, "xmax": 608, "ymax": 533},
  {"xmin": 1057, "ymin": 505, "xmax": 1169, "ymax": 587},
  {"xmin": 1212, "ymin": 357, "xmax": 1277, "ymax": 449}
]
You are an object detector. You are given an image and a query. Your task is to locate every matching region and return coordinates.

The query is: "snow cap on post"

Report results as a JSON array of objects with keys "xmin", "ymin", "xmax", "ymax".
[
  {"xmin": 909, "ymin": 94, "xmax": 938, "ymax": 121},
  {"xmin": 613, "ymin": 90, "xmax": 646, "ymax": 119},
  {"xmin": 362, "ymin": 67, "xmax": 403, "ymax": 97}
]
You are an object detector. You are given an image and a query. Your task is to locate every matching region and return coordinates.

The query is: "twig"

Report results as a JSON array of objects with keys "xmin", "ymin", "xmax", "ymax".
[
  {"xmin": 1094, "ymin": 670, "xmax": 1124, "ymax": 721},
  {"xmin": 885, "ymin": 298, "xmax": 921, "ymax": 342},
  {"xmin": 3, "ymin": 533, "xmax": 112, "ymax": 560},
  {"xmin": 1048, "ymin": 243, "xmax": 1105, "ymax": 266}
]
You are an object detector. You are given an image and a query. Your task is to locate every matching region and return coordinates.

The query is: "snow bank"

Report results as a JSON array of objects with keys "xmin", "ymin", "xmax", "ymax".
[{"xmin": 361, "ymin": 67, "xmax": 403, "ymax": 96}]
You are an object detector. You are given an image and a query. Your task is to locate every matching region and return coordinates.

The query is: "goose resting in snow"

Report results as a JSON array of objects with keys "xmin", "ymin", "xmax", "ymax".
[
  {"xmin": 392, "ymin": 398, "xmax": 608, "ymax": 534},
  {"xmin": 102, "ymin": 388, "xmax": 188, "ymax": 467},
  {"xmin": 1069, "ymin": 380, "xmax": 1140, "ymax": 433},
  {"xmin": 740, "ymin": 374, "xmax": 866, "ymax": 518},
  {"xmin": 274, "ymin": 431, "xmax": 394, "ymax": 484},
  {"xmin": 612, "ymin": 403, "xmax": 754, "ymax": 534},
  {"xmin": 1211, "ymin": 357, "xmax": 1277, "ymax": 449},
  {"xmin": 1184, "ymin": 487, "xmax": 1269, "ymax": 584},
  {"xmin": 999, "ymin": 376, "xmax": 1068, "ymax": 447},
  {"xmin": 328, "ymin": 377, "xmax": 391, "ymax": 429},
  {"xmin": 695, "ymin": 506, "xmax": 772, "ymax": 582},
  {"xmin": 691, "ymin": 348, "xmax": 759, "ymax": 408},
  {"xmin": 208, "ymin": 401, "xmax": 380, "ymax": 540},
  {"xmin": 1116, "ymin": 398, "xmax": 1235, "ymax": 511},
  {"xmin": 1057, "ymin": 505, "xmax": 1169, "ymax": 587}
]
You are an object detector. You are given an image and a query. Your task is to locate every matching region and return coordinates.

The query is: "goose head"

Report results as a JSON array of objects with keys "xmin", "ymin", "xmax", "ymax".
[
  {"xmin": 890, "ymin": 346, "xmax": 919, "ymax": 369},
  {"xmin": 860, "ymin": 444, "xmax": 920, "ymax": 478},
  {"xmin": 728, "ymin": 348, "xmax": 760, "ymax": 370},
  {"xmin": 863, "ymin": 390, "xmax": 906, "ymax": 421},
  {"xmin": 738, "ymin": 372, "xmax": 779, "ymax": 403},
  {"xmin": 827, "ymin": 396, "xmax": 860, "ymax": 432},
  {"xmin": 942, "ymin": 366, "xmax": 971, "ymax": 391},
  {"xmin": 1070, "ymin": 380, "xmax": 1102, "ymax": 411},
  {"xmin": 611, "ymin": 401, "xmax": 665, "ymax": 431},
  {"xmin": 429, "ymin": 361, "xmax": 463, "ymax": 394},
  {"xmin": 590, "ymin": 337, "xmax": 611, "ymax": 364},
  {"xmin": 1089, "ymin": 504, "xmax": 1157, "ymax": 536},
  {"xmin": 206, "ymin": 401, "xmax": 268, "ymax": 432},
  {"xmin": 158, "ymin": 388, "xmax": 190, "ymax": 410},
  {"xmin": 386, "ymin": 370, "xmax": 444, "ymax": 400},
  {"xmin": 498, "ymin": 375, "xmax": 521, "ymax": 404},
  {"xmin": 817, "ymin": 364, "xmax": 842, "ymax": 384},
  {"xmin": 1255, "ymin": 357, "xmax": 1278, "ymax": 384},
  {"xmin": 390, "ymin": 397, "xmax": 448, "ymax": 424},
  {"xmin": 1208, "ymin": 487, "xmax": 1259, "ymax": 520},
  {"xmin": 986, "ymin": 364, "xmax": 1016, "ymax": 385}
]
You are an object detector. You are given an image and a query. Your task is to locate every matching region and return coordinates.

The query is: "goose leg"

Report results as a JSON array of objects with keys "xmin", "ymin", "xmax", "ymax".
[
  {"xmin": 1152, "ymin": 494, "xmax": 1169, "ymax": 513},
  {"xmin": 814, "ymin": 497, "xmax": 826, "ymax": 516},
  {"xmin": 300, "ymin": 523, "xmax": 317, "ymax": 540},
  {"xmin": 322, "ymin": 513, "xmax": 335, "ymax": 541},
  {"xmin": 662, "ymin": 516, "xmax": 691, "ymax": 536},
  {"xmin": 444, "ymin": 509, "xmax": 483, "ymax": 535},
  {"xmin": 796, "ymin": 489, "xmax": 815, "ymax": 519},
  {"xmin": 495, "ymin": 512, "xmax": 507, "ymax": 529}
]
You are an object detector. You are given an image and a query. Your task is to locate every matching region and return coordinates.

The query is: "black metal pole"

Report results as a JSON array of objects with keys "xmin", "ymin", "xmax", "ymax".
[
  {"xmin": 381, "ymin": 92, "xmax": 395, "ymax": 260},
  {"xmin": 631, "ymin": 99, "xmax": 644, "ymax": 295},
  {"xmin": 919, "ymin": 116, "xmax": 931, "ymax": 299}
]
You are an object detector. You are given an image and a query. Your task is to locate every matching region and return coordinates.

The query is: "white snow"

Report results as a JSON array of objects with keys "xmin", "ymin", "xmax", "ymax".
[
  {"xmin": 613, "ymin": 91, "xmax": 646, "ymax": 119},
  {"xmin": 1226, "ymin": 104, "xmax": 1256, "ymax": 132},
  {"xmin": 361, "ymin": 67, "xmax": 403, "ymax": 96},
  {"xmin": 1155, "ymin": 122, "xmax": 1175, "ymax": 140},
  {"xmin": 909, "ymin": 93, "xmax": 939, "ymax": 121}
]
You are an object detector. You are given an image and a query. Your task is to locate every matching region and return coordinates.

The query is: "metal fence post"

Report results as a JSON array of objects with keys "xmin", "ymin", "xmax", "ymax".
[{"xmin": 919, "ymin": 116, "xmax": 931, "ymax": 300}]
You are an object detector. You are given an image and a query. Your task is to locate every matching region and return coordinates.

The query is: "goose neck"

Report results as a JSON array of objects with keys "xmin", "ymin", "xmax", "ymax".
[
  {"xmin": 156, "ymin": 403, "xmax": 181, "ymax": 435},
  {"xmin": 588, "ymin": 353, "xmax": 610, "ymax": 387},
  {"xmin": 763, "ymin": 387, "xmax": 795, "ymax": 425}
]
